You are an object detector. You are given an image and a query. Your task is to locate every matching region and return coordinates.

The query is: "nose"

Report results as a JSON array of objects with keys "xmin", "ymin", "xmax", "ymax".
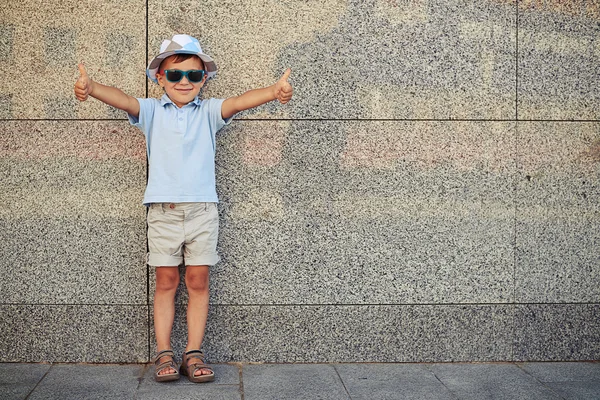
[{"xmin": 179, "ymin": 75, "xmax": 190, "ymax": 85}]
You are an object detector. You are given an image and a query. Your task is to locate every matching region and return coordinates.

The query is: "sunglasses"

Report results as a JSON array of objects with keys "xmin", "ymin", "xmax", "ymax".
[{"xmin": 163, "ymin": 69, "xmax": 205, "ymax": 83}]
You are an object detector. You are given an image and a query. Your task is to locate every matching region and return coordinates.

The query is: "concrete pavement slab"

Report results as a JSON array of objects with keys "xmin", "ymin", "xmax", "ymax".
[
  {"xmin": 137, "ymin": 384, "xmax": 241, "ymax": 400},
  {"xmin": 137, "ymin": 363, "xmax": 241, "ymax": 399},
  {"xmin": 26, "ymin": 364, "xmax": 143, "ymax": 400},
  {"xmin": 0, "ymin": 363, "xmax": 50, "ymax": 400},
  {"xmin": 242, "ymin": 364, "xmax": 350, "ymax": 400},
  {"xmin": 520, "ymin": 362, "xmax": 600, "ymax": 400},
  {"xmin": 544, "ymin": 381, "xmax": 600, "ymax": 400},
  {"xmin": 429, "ymin": 363, "xmax": 563, "ymax": 400},
  {"xmin": 335, "ymin": 363, "xmax": 457, "ymax": 400},
  {"xmin": 520, "ymin": 361, "xmax": 600, "ymax": 382},
  {"xmin": 2, "ymin": 362, "xmax": 599, "ymax": 399}
]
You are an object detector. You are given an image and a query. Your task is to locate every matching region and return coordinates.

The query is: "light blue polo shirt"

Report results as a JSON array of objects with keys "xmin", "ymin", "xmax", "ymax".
[{"xmin": 128, "ymin": 94, "xmax": 231, "ymax": 205}]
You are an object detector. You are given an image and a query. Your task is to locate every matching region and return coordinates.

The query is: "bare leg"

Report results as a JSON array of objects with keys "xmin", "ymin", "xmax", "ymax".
[
  {"xmin": 184, "ymin": 265, "xmax": 211, "ymax": 377},
  {"xmin": 154, "ymin": 266, "xmax": 180, "ymax": 375}
]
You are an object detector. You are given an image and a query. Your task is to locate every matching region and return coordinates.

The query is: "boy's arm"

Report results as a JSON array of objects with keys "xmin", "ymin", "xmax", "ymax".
[
  {"xmin": 221, "ymin": 68, "xmax": 293, "ymax": 120},
  {"xmin": 74, "ymin": 64, "xmax": 140, "ymax": 118}
]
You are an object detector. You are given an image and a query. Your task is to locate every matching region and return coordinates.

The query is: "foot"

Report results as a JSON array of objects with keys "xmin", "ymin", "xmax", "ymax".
[
  {"xmin": 158, "ymin": 355, "xmax": 177, "ymax": 376},
  {"xmin": 153, "ymin": 349, "xmax": 180, "ymax": 382},
  {"xmin": 189, "ymin": 361, "xmax": 212, "ymax": 377},
  {"xmin": 181, "ymin": 350, "xmax": 214, "ymax": 382}
]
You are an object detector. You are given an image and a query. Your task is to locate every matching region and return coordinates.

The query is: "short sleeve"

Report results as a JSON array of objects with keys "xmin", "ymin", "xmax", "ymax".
[
  {"xmin": 128, "ymin": 98, "xmax": 156, "ymax": 135},
  {"xmin": 206, "ymin": 98, "xmax": 232, "ymax": 134}
]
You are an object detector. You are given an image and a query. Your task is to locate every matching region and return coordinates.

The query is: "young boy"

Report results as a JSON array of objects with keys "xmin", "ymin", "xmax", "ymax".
[{"xmin": 74, "ymin": 34, "xmax": 293, "ymax": 382}]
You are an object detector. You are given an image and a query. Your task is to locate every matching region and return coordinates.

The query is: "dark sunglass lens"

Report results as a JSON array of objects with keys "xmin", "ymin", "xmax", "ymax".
[
  {"xmin": 188, "ymin": 70, "xmax": 205, "ymax": 82},
  {"xmin": 166, "ymin": 70, "xmax": 183, "ymax": 82}
]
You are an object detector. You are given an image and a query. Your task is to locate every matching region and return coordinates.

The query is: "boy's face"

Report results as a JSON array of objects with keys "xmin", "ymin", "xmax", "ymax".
[{"xmin": 156, "ymin": 55, "xmax": 206, "ymax": 108}]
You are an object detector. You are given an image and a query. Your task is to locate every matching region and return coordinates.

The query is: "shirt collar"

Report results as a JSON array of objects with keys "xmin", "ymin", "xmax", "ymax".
[{"xmin": 159, "ymin": 94, "xmax": 202, "ymax": 107}]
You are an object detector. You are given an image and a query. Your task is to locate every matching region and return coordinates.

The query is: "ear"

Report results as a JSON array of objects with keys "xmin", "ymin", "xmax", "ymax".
[{"xmin": 156, "ymin": 72, "xmax": 166, "ymax": 88}]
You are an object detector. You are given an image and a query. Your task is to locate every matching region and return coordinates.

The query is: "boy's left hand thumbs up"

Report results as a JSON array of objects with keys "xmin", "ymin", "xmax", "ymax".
[{"xmin": 274, "ymin": 68, "xmax": 293, "ymax": 104}]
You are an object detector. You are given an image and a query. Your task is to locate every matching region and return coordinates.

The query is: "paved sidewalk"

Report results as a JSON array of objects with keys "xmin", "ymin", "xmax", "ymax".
[{"xmin": 1, "ymin": 361, "xmax": 599, "ymax": 399}]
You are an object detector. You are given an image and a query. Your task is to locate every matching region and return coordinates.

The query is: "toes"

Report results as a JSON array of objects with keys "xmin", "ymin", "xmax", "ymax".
[
  {"xmin": 159, "ymin": 367, "xmax": 176, "ymax": 375},
  {"xmin": 194, "ymin": 368, "xmax": 211, "ymax": 377}
]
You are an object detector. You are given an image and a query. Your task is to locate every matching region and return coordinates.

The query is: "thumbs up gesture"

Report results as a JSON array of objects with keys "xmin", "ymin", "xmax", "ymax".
[
  {"xmin": 74, "ymin": 63, "xmax": 92, "ymax": 101},
  {"xmin": 274, "ymin": 68, "xmax": 293, "ymax": 104}
]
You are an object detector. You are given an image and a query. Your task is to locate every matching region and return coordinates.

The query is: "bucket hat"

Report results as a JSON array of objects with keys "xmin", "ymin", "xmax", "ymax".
[{"xmin": 146, "ymin": 34, "xmax": 217, "ymax": 83}]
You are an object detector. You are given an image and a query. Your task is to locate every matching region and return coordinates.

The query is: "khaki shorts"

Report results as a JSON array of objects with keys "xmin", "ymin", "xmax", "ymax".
[{"xmin": 147, "ymin": 202, "xmax": 220, "ymax": 267}]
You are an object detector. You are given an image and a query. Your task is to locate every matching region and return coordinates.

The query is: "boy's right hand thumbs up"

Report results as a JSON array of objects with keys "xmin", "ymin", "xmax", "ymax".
[{"xmin": 74, "ymin": 63, "xmax": 92, "ymax": 101}]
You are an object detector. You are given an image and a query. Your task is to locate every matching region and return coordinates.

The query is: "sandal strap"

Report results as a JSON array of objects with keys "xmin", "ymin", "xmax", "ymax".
[
  {"xmin": 154, "ymin": 349, "xmax": 175, "ymax": 364},
  {"xmin": 156, "ymin": 360, "xmax": 177, "ymax": 371},
  {"xmin": 185, "ymin": 350, "xmax": 204, "ymax": 357},
  {"xmin": 184, "ymin": 350, "xmax": 205, "ymax": 363}
]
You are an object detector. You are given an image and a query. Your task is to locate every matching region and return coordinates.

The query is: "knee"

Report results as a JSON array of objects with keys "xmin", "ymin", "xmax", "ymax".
[
  {"xmin": 185, "ymin": 269, "xmax": 209, "ymax": 294},
  {"xmin": 156, "ymin": 270, "xmax": 179, "ymax": 293}
]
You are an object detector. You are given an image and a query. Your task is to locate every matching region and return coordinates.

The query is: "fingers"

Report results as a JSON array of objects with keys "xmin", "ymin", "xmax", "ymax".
[
  {"xmin": 74, "ymin": 81, "xmax": 89, "ymax": 101},
  {"xmin": 280, "ymin": 67, "xmax": 291, "ymax": 82},
  {"xmin": 74, "ymin": 63, "xmax": 90, "ymax": 101},
  {"xmin": 74, "ymin": 87, "xmax": 88, "ymax": 101},
  {"xmin": 276, "ymin": 68, "xmax": 293, "ymax": 104},
  {"xmin": 78, "ymin": 63, "xmax": 88, "ymax": 79},
  {"xmin": 277, "ymin": 92, "xmax": 292, "ymax": 104},
  {"xmin": 277, "ymin": 91, "xmax": 292, "ymax": 104}
]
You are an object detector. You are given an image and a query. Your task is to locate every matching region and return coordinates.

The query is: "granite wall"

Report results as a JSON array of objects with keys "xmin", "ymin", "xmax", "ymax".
[{"xmin": 1, "ymin": 0, "xmax": 599, "ymax": 363}]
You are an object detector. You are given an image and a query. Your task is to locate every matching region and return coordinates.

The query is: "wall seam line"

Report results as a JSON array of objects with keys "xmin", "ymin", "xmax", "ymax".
[
  {"xmin": 3, "ymin": 118, "xmax": 600, "ymax": 122},
  {"xmin": 516, "ymin": 0, "xmax": 520, "ymax": 121},
  {"xmin": 1, "ymin": 302, "xmax": 597, "ymax": 307},
  {"xmin": 512, "ymin": 0, "xmax": 520, "ymax": 362},
  {"xmin": 145, "ymin": 0, "xmax": 151, "ymax": 364}
]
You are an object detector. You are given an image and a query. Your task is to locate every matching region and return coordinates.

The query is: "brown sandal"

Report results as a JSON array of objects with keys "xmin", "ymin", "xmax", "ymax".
[
  {"xmin": 153, "ymin": 349, "xmax": 180, "ymax": 382},
  {"xmin": 180, "ymin": 350, "xmax": 215, "ymax": 383}
]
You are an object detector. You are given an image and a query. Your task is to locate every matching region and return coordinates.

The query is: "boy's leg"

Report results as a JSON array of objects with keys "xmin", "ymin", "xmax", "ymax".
[
  {"xmin": 184, "ymin": 265, "xmax": 212, "ymax": 377},
  {"xmin": 154, "ymin": 266, "xmax": 180, "ymax": 375}
]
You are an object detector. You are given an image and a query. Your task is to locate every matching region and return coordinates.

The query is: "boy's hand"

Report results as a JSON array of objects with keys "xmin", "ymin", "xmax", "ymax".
[
  {"xmin": 74, "ymin": 63, "xmax": 93, "ymax": 101},
  {"xmin": 274, "ymin": 68, "xmax": 293, "ymax": 104}
]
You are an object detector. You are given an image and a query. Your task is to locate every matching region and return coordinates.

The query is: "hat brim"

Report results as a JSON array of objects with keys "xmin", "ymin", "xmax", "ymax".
[{"xmin": 146, "ymin": 50, "xmax": 217, "ymax": 83}]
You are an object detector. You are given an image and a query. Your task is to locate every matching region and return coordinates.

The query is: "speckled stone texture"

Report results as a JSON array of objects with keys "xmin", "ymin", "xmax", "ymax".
[
  {"xmin": 0, "ymin": 121, "xmax": 147, "ymax": 304},
  {"xmin": 516, "ymin": 122, "xmax": 600, "ymax": 303},
  {"xmin": 148, "ymin": 0, "xmax": 516, "ymax": 119},
  {"xmin": 518, "ymin": 1, "xmax": 600, "ymax": 120},
  {"xmin": 0, "ymin": 305, "xmax": 148, "ymax": 362},
  {"xmin": 213, "ymin": 120, "xmax": 517, "ymax": 304},
  {"xmin": 514, "ymin": 304, "xmax": 600, "ymax": 361},
  {"xmin": 154, "ymin": 304, "xmax": 514, "ymax": 363},
  {"xmin": 0, "ymin": 0, "xmax": 146, "ymax": 119}
]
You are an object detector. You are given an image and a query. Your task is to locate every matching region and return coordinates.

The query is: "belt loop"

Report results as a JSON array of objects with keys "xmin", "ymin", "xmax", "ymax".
[{"xmin": 161, "ymin": 203, "xmax": 165, "ymax": 213}]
